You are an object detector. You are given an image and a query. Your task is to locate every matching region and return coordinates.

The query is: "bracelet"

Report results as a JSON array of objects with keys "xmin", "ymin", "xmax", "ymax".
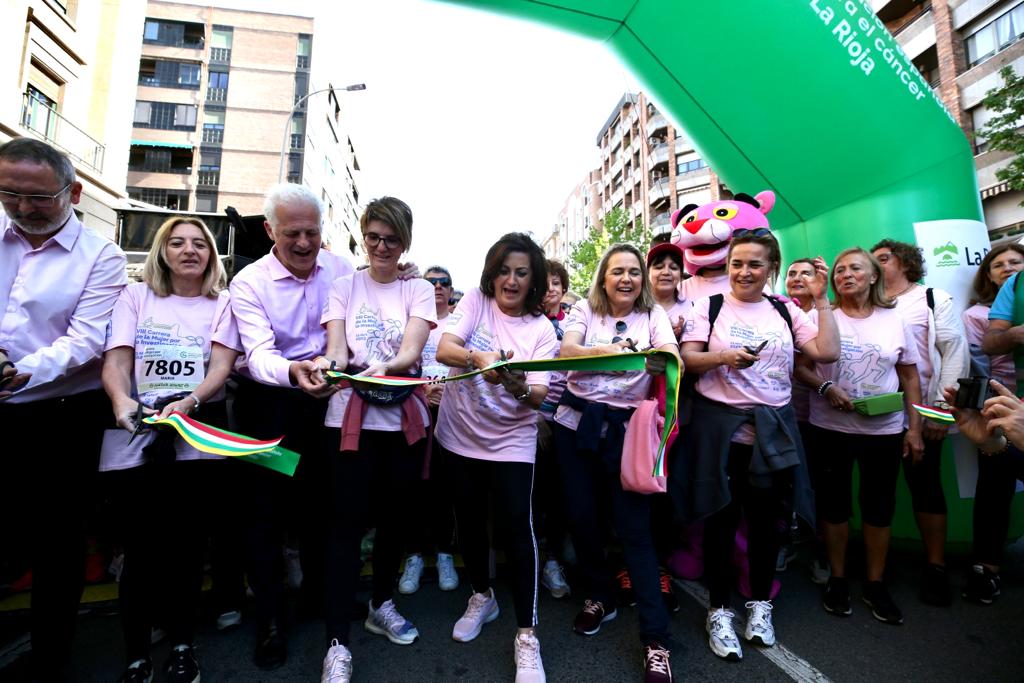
[
  {"xmin": 817, "ymin": 380, "xmax": 834, "ymax": 396},
  {"xmin": 718, "ymin": 349, "xmax": 726, "ymax": 366},
  {"xmin": 515, "ymin": 385, "xmax": 532, "ymax": 402},
  {"xmin": 187, "ymin": 393, "xmax": 201, "ymax": 410},
  {"xmin": 814, "ymin": 303, "xmax": 832, "ymax": 311},
  {"xmin": 466, "ymin": 349, "xmax": 475, "ymax": 371}
]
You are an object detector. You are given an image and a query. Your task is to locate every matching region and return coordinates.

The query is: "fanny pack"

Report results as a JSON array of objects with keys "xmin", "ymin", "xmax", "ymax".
[{"xmin": 345, "ymin": 365, "xmax": 422, "ymax": 406}]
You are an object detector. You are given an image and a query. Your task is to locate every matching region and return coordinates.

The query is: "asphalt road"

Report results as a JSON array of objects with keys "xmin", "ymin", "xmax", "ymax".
[{"xmin": 2, "ymin": 541, "xmax": 1022, "ymax": 682}]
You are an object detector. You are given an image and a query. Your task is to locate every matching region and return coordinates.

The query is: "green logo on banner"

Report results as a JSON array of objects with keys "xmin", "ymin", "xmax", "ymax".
[{"xmin": 933, "ymin": 241, "xmax": 960, "ymax": 267}]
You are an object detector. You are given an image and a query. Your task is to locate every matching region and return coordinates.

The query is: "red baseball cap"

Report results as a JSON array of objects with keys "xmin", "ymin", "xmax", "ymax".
[{"xmin": 646, "ymin": 241, "xmax": 684, "ymax": 267}]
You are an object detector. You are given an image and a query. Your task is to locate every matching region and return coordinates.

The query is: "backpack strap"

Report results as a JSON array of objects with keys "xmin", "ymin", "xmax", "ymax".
[
  {"xmin": 703, "ymin": 293, "xmax": 725, "ymax": 351},
  {"xmin": 926, "ymin": 287, "xmax": 935, "ymax": 311},
  {"xmin": 763, "ymin": 294, "xmax": 795, "ymax": 339}
]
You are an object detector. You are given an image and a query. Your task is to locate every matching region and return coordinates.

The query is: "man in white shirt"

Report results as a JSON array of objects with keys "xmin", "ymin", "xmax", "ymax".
[{"xmin": 0, "ymin": 137, "xmax": 127, "ymax": 680}]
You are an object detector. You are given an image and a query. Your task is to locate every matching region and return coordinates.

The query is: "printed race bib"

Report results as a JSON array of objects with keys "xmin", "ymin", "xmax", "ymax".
[{"xmin": 137, "ymin": 344, "xmax": 205, "ymax": 405}]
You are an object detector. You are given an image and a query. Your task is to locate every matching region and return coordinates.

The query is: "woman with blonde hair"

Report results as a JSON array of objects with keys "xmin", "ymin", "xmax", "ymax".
[{"xmin": 102, "ymin": 216, "xmax": 242, "ymax": 683}]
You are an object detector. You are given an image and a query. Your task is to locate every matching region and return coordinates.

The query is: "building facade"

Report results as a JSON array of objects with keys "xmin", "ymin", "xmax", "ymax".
[
  {"xmin": 129, "ymin": 1, "xmax": 364, "ymax": 256},
  {"xmin": 0, "ymin": 0, "xmax": 146, "ymax": 239}
]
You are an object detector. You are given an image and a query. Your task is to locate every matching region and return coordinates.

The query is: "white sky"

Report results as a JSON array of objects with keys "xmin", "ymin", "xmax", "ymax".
[{"xmin": 172, "ymin": 0, "xmax": 640, "ymax": 287}]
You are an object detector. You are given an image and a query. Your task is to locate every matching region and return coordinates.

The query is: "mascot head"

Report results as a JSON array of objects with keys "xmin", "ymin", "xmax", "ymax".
[{"xmin": 669, "ymin": 190, "xmax": 776, "ymax": 276}]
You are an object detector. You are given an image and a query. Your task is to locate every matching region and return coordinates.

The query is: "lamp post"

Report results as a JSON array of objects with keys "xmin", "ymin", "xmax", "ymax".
[{"xmin": 278, "ymin": 82, "xmax": 366, "ymax": 182}]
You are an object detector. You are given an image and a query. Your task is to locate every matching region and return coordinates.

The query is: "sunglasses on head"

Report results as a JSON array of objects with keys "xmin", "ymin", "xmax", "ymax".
[
  {"xmin": 611, "ymin": 319, "xmax": 628, "ymax": 343},
  {"xmin": 426, "ymin": 276, "xmax": 452, "ymax": 287},
  {"xmin": 733, "ymin": 228, "xmax": 772, "ymax": 238}
]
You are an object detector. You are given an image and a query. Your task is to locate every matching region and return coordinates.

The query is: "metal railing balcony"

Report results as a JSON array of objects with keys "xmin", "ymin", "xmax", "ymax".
[
  {"xmin": 647, "ymin": 112, "xmax": 668, "ymax": 133},
  {"xmin": 650, "ymin": 211, "xmax": 671, "ymax": 229},
  {"xmin": 201, "ymin": 127, "xmax": 224, "ymax": 144},
  {"xmin": 290, "ymin": 133, "xmax": 304, "ymax": 150},
  {"xmin": 138, "ymin": 76, "xmax": 200, "ymax": 90},
  {"xmin": 210, "ymin": 47, "xmax": 231, "ymax": 63},
  {"xmin": 647, "ymin": 142, "xmax": 669, "ymax": 170},
  {"xmin": 296, "ymin": 55, "xmax": 310, "ymax": 69},
  {"xmin": 206, "ymin": 87, "xmax": 227, "ymax": 103},
  {"xmin": 20, "ymin": 92, "xmax": 105, "ymax": 172},
  {"xmin": 649, "ymin": 177, "xmax": 671, "ymax": 205},
  {"xmin": 128, "ymin": 163, "xmax": 192, "ymax": 175},
  {"xmin": 197, "ymin": 170, "xmax": 220, "ymax": 186}
]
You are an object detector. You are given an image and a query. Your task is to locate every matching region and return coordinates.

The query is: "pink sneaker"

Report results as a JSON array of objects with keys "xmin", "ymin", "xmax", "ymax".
[{"xmin": 452, "ymin": 590, "xmax": 499, "ymax": 642}]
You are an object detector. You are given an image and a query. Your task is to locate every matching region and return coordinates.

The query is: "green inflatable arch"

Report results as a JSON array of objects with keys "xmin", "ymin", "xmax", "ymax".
[{"xmin": 443, "ymin": 0, "xmax": 1022, "ymax": 543}]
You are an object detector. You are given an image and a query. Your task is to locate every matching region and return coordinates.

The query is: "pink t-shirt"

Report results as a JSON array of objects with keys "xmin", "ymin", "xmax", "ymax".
[
  {"xmin": 421, "ymin": 311, "xmax": 450, "ymax": 380},
  {"xmin": 679, "ymin": 272, "xmax": 730, "ymax": 305},
  {"xmin": 893, "ymin": 286, "xmax": 933, "ymax": 397},
  {"xmin": 662, "ymin": 299, "xmax": 689, "ymax": 341},
  {"xmin": 321, "ymin": 270, "xmax": 437, "ymax": 430},
  {"xmin": 553, "ymin": 300, "xmax": 677, "ymax": 432},
  {"xmin": 808, "ymin": 306, "xmax": 919, "ymax": 435},
  {"xmin": 434, "ymin": 288, "xmax": 559, "ymax": 463},
  {"xmin": 544, "ymin": 315, "xmax": 568, "ymax": 413},
  {"xmin": 963, "ymin": 303, "xmax": 1015, "ymax": 390},
  {"xmin": 100, "ymin": 283, "xmax": 242, "ymax": 471}
]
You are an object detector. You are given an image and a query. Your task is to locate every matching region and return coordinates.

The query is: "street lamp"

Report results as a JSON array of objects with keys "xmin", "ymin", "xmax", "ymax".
[{"xmin": 278, "ymin": 82, "xmax": 366, "ymax": 182}]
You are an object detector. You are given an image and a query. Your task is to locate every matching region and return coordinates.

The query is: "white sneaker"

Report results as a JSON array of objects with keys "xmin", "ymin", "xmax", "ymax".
[
  {"xmin": 743, "ymin": 600, "xmax": 776, "ymax": 647},
  {"xmin": 284, "ymin": 547, "xmax": 303, "ymax": 590},
  {"xmin": 398, "ymin": 554, "xmax": 424, "ymax": 595},
  {"xmin": 321, "ymin": 638, "xmax": 352, "ymax": 683},
  {"xmin": 364, "ymin": 599, "xmax": 419, "ymax": 645},
  {"xmin": 513, "ymin": 632, "xmax": 546, "ymax": 683},
  {"xmin": 540, "ymin": 560, "xmax": 571, "ymax": 599},
  {"xmin": 437, "ymin": 553, "xmax": 459, "ymax": 591},
  {"xmin": 216, "ymin": 610, "xmax": 242, "ymax": 631},
  {"xmin": 452, "ymin": 590, "xmax": 500, "ymax": 642},
  {"xmin": 810, "ymin": 558, "xmax": 831, "ymax": 585},
  {"xmin": 706, "ymin": 607, "xmax": 742, "ymax": 661}
]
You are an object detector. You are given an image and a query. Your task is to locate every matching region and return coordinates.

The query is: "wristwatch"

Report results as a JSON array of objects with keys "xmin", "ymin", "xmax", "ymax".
[{"xmin": 515, "ymin": 385, "xmax": 532, "ymax": 402}]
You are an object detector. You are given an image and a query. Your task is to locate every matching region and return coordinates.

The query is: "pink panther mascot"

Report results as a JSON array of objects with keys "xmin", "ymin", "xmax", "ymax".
[{"xmin": 666, "ymin": 189, "xmax": 783, "ymax": 600}]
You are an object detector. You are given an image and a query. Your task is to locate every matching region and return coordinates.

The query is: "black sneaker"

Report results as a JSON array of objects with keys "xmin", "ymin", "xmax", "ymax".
[
  {"xmin": 919, "ymin": 563, "xmax": 952, "ymax": 607},
  {"xmin": 822, "ymin": 576, "xmax": 852, "ymax": 616},
  {"xmin": 862, "ymin": 581, "xmax": 904, "ymax": 625},
  {"xmin": 573, "ymin": 599, "xmax": 617, "ymax": 636},
  {"xmin": 659, "ymin": 569, "xmax": 680, "ymax": 614},
  {"xmin": 962, "ymin": 564, "xmax": 1001, "ymax": 605},
  {"xmin": 164, "ymin": 645, "xmax": 199, "ymax": 683},
  {"xmin": 616, "ymin": 569, "xmax": 637, "ymax": 607},
  {"xmin": 254, "ymin": 619, "xmax": 287, "ymax": 670},
  {"xmin": 118, "ymin": 659, "xmax": 153, "ymax": 683}
]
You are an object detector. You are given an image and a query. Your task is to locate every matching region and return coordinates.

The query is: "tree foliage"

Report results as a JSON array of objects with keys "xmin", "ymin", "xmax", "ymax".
[
  {"xmin": 980, "ymin": 66, "xmax": 1024, "ymax": 206},
  {"xmin": 567, "ymin": 207, "xmax": 653, "ymax": 294}
]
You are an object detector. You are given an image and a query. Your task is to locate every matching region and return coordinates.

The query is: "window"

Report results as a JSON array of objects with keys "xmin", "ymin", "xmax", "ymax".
[
  {"xmin": 134, "ymin": 101, "xmax": 151, "ymax": 124},
  {"xmin": 207, "ymin": 71, "xmax": 228, "ymax": 102},
  {"xmin": 966, "ymin": 3, "xmax": 1024, "ymax": 66},
  {"xmin": 127, "ymin": 187, "xmax": 189, "ymax": 210},
  {"xmin": 291, "ymin": 116, "xmax": 305, "ymax": 149},
  {"xmin": 134, "ymin": 101, "xmax": 197, "ymax": 130},
  {"xmin": 138, "ymin": 58, "xmax": 201, "ymax": 89},
  {"xmin": 202, "ymin": 110, "xmax": 224, "ymax": 143},
  {"xmin": 676, "ymin": 157, "xmax": 708, "ymax": 174},
  {"xmin": 22, "ymin": 85, "xmax": 59, "ymax": 141},
  {"xmin": 198, "ymin": 150, "xmax": 221, "ymax": 186},
  {"xmin": 294, "ymin": 72, "xmax": 309, "ymax": 105},
  {"xmin": 297, "ymin": 34, "xmax": 312, "ymax": 69},
  {"xmin": 211, "ymin": 26, "xmax": 233, "ymax": 62},
  {"xmin": 195, "ymin": 190, "xmax": 218, "ymax": 213},
  {"xmin": 127, "ymin": 145, "xmax": 193, "ymax": 174},
  {"xmin": 142, "ymin": 19, "xmax": 204, "ymax": 48}
]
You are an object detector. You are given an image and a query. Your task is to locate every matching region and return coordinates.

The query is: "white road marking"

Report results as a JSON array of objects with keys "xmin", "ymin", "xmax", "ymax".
[{"xmin": 675, "ymin": 578, "xmax": 833, "ymax": 683}]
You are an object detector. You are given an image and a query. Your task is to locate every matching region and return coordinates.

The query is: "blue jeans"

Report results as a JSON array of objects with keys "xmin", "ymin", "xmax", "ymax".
[{"xmin": 553, "ymin": 422, "xmax": 670, "ymax": 645}]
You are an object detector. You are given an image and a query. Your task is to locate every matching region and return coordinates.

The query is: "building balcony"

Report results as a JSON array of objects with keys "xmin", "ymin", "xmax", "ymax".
[
  {"xmin": 138, "ymin": 76, "xmax": 200, "ymax": 90},
  {"xmin": 647, "ymin": 112, "xmax": 668, "ymax": 134},
  {"xmin": 647, "ymin": 142, "xmax": 669, "ymax": 171},
  {"xmin": 197, "ymin": 170, "xmax": 220, "ymax": 186},
  {"xmin": 20, "ymin": 92, "xmax": 105, "ymax": 172},
  {"xmin": 210, "ymin": 47, "xmax": 231, "ymax": 65},
  {"xmin": 290, "ymin": 133, "xmax": 304, "ymax": 150},
  {"xmin": 126, "ymin": 169, "xmax": 191, "ymax": 190},
  {"xmin": 201, "ymin": 127, "xmax": 224, "ymax": 144},
  {"xmin": 649, "ymin": 177, "xmax": 671, "ymax": 206},
  {"xmin": 650, "ymin": 210, "xmax": 671, "ymax": 231},
  {"xmin": 297, "ymin": 55, "xmax": 310, "ymax": 70},
  {"xmin": 894, "ymin": 8, "xmax": 935, "ymax": 60},
  {"xmin": 206, "ymin": 87, "xmax": 227, "ymax": 103}
]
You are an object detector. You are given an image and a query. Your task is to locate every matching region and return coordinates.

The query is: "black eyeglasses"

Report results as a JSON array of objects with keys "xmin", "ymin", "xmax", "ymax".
[
  {"xmin": 611, "ymin": 320, "xmax": 628, "ymax": 343},
  {"xmin": 0, "ymin": 183, "xmax": 72, "ymax": 208},
  {"xmin": 426, "ymin": 276, "xmax": 452, "ymax": 287},
  {"xmin": 364, "ymin": 232, "xmax": 402, "ymax": 250},
  {"xmin": 733, "ymin": 228, "xmax": 771, "ymax": 238}
]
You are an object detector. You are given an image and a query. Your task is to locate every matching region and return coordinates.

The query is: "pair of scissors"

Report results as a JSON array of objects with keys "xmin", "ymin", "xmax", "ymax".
[
  {"xmin": 127, "ymin": 402, "xmax": 148, "ymax": 445},
  {"xmin": 743, "ymin": 339, "xmax": 770, "ymax": 357}
]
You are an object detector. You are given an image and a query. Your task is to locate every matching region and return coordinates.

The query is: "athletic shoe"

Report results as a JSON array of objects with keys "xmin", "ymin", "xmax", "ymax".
[
  {"xmin": 284, "ymin": 547, "xmax": 303, "ymax": 590},
  {"xmin": 398, "ymin": 554, "xmax": 424, "ymax": 595},
  {"xmin": 437, "ymin": 553, "xmax": 460, "ymax": 591},
  {"xmin": 706, "ymin": 607, "xmax": 742, "ymax": 661},
  {"xmin": 254, "ymin": 619, "xmax": 287, "ymax": 670},
  {"xmin": 822, "ymin": 576, "xmax": 852, "ymax": 616},
  {"xmin": 164, "ymin": 644, "xmax": 200, "ymax": 683},
  {"xmin": 573, "ymin": 599, "xmax": 617, "ymax": 636},
  {"xmin": 775, "ymin": 546, "xmax": 796, "ymax": 572},
  {"xmin": 513, "ymin": 632, "xmax": 546, "ymax": 683},
  {"xmin": 321, "ymin": 639, "xmax": 352, "ymax": 683},
  {"xmin": 364, "ymin": 599, "xmax": 419, "ymax": 645},
  {"xmin": 541, "ymin": 560, "xmax": 571, "ymax": 599},
  {"xmin": 659, "ymin": 569, "xmax": 679, "ymax": 613},
  {"xmin": 117, "ymin": 659, "xmax": 153, "ymax": 683},
  {"xmin": 862, "ymin": 581, "xmax": 904, "ymax": 625},
  {"xmin": 643, "ymin": 642, "xmax": 673, "ymax": 682},
  {"xmin": 919, "ymin": 563, "xmax": 952, "ymax": 607},
  {"xmin": 810, "ymin": 557, "xmax": 831, "ymax": 585},
  {"xmin": 216, "ymin": 610, "xmax": 242, "ymax": 631},
  {"xmin": 616, "ymin": 569, "xmax": 636, "ymax": 607},
  {"xmin": 743, "ymin": 600, "xmax": 775, "ymax": 647},
  {"xmin": 962, "ymin": 564, "xmax": 1001, "ymax": 605},
  {"xmin": 452, "ymin": 590, "xmax": 500, "ymax": 642}
]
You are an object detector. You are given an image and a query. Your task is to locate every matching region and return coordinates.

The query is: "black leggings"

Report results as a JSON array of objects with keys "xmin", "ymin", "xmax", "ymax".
[
  {"xmin": 805, "ymin": 425, "xmax": 903, "ymax": 527},
  {"xmin": 534, "ymin": 416, "xmax": 568, "ymax": 561},
  {"xmin": 447, "ymin": 447, "xmax": 539, "ymax": 629},
  {"xmin": 973, "ymin": 446, "xmax": 1024, "ymax": 566},
  {"xmin": 703, "ymin": 442, "xmax": 783, "ymax": 608},
  {"xmin": 325, "ymin": 429, "xmax": 425, "ymax": 645},
  {"xmin": 902, "ymin": 436, "xmax": 947, "ymax": 514},
  {"xmin": 409, "ymin": 410, "xmax": 456, "ymax": 555}
]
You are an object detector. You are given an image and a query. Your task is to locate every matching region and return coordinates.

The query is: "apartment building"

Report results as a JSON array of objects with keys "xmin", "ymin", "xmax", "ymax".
[
  {"xmin": 0, "ymin": 0, "xmax": 146, "ymax": 239},
  {"xmin": 877, "ymin": 0, "xmax": 1024, "ymax": 243},
  {"xmin": 546, "ymin": 169, "xmax": 600, "ymax": 263},
  {"xmin": 129, "ymin": 1, "xmax": 364, "ymax": 255}
]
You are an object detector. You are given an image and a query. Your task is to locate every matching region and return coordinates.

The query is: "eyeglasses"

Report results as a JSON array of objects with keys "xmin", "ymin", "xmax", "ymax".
[
  {"xmin": 611, "ymin": 319, "xmax": 628, "ymax": 343},
  {"xmin": 364, "ymin": 232, "xmax": 402, "ymax": 250},
  {"xmin": 0, "ymin": 183, "xmax": 72, "ymax": 208},
  {"xmin": 559, "ymin": 302, "xmax": 572, "ymax": 312},
  {"xmin": 733, "ymin": 228, "xmax": 771, "ymax": 238},
  {"xmin": 426, "ymin": 276, "xmax": 452, "ymax": 287}
]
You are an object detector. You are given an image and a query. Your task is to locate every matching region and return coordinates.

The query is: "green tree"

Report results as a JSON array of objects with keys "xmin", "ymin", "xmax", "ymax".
[
  {"xmin": 567, "ymin": 207, "xmax": 653, "ymax": 294},
  {"xmin": 979, "ymin": 66, "xmax": 1024, "ymax": 206}
]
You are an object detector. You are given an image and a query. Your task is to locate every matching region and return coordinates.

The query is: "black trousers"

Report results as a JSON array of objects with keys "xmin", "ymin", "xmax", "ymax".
[
  {"xmin": 0, "ymin": 389, "xmax": 110, "ymax": 682},
  {"xmin": 231, "ymin": 376, "xmax": 329, "ymax": 626},
  {"xmin": 325, "ymin": 429, "xmax": 425, "ymax": 644},
  {"xmin": 973, "ymin": 446, "xmax": 1024, "ymax": 567},
  {"xmin": 533, "ymin": 416, "xmax": 568, "ymax": 561},
  {"xmin": 408, "ymin": 407, "xmax": 456, "ymax": 555}
]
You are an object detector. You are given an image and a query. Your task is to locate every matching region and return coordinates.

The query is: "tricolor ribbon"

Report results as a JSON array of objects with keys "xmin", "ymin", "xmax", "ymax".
[
  {"xmin": 325, "ymin": 350, "xmax": 681, "ymax": 477},
  {"xmin": 911, "ymin": 403, "xmax": 955, "ymax": 424},
  {"xmin": 142, "ymin": 412, "xmax": 301, "ymax": 476}
]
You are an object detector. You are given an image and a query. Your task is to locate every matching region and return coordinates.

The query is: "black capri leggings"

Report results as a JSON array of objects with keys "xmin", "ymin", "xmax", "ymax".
[
  {"xmin": 804, "ymin": 424, "xmax": 903, "ymax": 527},
  {"xmin": 901, "ymin": 436, "xmax": 947, "ymax": 514}
]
